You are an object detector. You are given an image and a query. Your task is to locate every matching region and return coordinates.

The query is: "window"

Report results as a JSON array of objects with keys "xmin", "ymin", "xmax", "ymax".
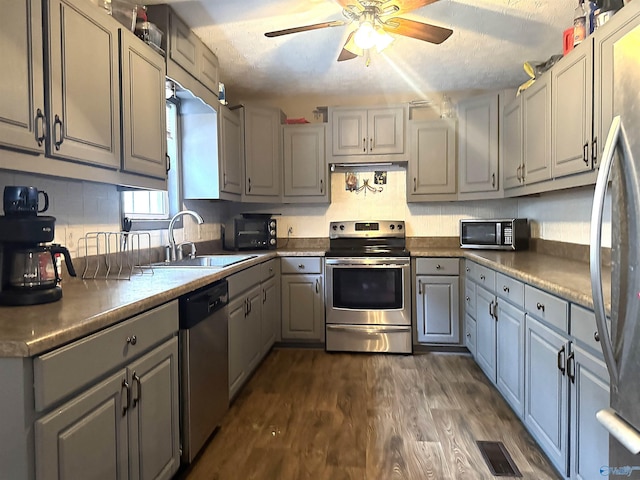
[{"xmin": 121, "ymin": 101, "xmax": 181, "ymax": 226}]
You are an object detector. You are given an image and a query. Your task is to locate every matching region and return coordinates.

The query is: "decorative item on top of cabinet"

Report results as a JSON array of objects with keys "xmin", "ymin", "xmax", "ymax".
[
  {"xmin": 407, "ymin": 119, "xmax": 457, "ymax": 202},
  {"xmin": 413, "ymin": 258, "xmax": 460, "ymax": 344},
  {"xmin": 457, "ymin": 92, "xmax": 500, "ymax": 196},
  {"xmin": 242, "ymin": 105, "xmax": 285, "ymax": 202},
  {"xmin": 329, "ymin": 105, "xmax": 407, "ymax": 163},
  {"xmin": 282, "ymin": 123, "xmax": 329, "ymax": 203}
]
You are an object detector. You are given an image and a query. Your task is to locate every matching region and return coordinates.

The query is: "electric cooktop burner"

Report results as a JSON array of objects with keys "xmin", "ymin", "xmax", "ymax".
[{"xmin": 326, "ymin": 220, "xmax": 408, "ymax": 257}]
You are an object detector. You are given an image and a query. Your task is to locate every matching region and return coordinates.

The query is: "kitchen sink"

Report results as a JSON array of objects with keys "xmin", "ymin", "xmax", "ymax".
[{"xmin": 152, "ymin": 254, "xmax": 257, "ymax": 269}]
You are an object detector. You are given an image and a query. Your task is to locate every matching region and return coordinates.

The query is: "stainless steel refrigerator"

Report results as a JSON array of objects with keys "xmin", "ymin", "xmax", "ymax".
[{"xmin": 591, "ymin": 22, "xmax": 640, "ymax": 475}]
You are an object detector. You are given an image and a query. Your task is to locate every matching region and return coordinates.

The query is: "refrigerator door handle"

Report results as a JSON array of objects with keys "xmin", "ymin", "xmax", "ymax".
[
  {"xmin": 590, "ymin": 115, "xmax": 628, "ymax": 386},
  {"xmin": 596, "ymin": 408, "xmax": 640, "ymax": 455}
]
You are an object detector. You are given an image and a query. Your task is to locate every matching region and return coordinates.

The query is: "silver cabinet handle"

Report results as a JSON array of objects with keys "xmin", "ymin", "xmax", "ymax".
[
  {"xmin": 320, "ymin": 179, "xmax": 324, "ymax": 193},
  {"xmin": 315, "ymin": 278, "xmax": 320, "ymax": 294},
  {"xmin": 370, "ymin": 137, "xmax": 373, "ymax": 152},
  {"xmin": 35, "ymin": 108, "xmax": 46, "ymax": 146},
  {"xmin": 121, "ymin": 379, "xmax": 130, "ymax": 416},
  {"xmin": 363, "ymin": 138, "xmax": 366, "ymax": 152},
  {"xmin": 223, "ymin": 173, "xmax": 227, "ymax": 186},
  {"xmin": 491, "ymin": 173, "xmax": 495, "ymax": 188},
  {"xmin": 503, "ymin": 286, "xmax": 509, "ymax": 293},
  {"xmin": 166, "ymin": 154, "xmax": 171, "ymax": 173},
  {"xmin": 126, "ymin": 335, "xmax": 137, "ymax": 346},
  {"xmin": 132, "ymin": 373, "xmax": 141, "ymax": 407},
  {"xmin": 557, "ymin": 345, "xmax": 566, "ymax": 375},
  {"xmin": 418, "ymin": 279, "xmax": 423, "ymax": 295},
  {"xmin": 413, "ymin": 177, "xmax": 417, "ymax": 192},
  {"xmin": 263, "ymin": 288, "xmax": 267, "ymax": 303},
  {"xmin": 53, "ymin": 114, "xmax": 64, "ymax": 150},
  {"xmin": 592, "ymin": 136, "xmax": 598, "ymax": 166},
  {"xmin": 247, "ymin": 178, "xmax": 252, "ymax": 193},
  {"xmin": 489, "ymin": 300, "xmax": 493, "ymax": 318},
  {"xmin": 583, "ymin": 141, "xmax": 590, "ymax": 165},
  {"xmin": 536, "ymin": 302, "xmax": 545, "ymax": 312},
  {"xmin": 567, "ymin": 352, "xmax": 576, "ymax": 384}
]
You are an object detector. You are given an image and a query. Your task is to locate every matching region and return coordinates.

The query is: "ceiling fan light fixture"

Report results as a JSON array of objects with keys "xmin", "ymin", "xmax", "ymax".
[
  {"xmin": 354, "ymin": 20, "xmax": 376, "ymax": 49},
  {"xmin": 374, "ymin": 26, "xmax": 394, "ymax": 52}
]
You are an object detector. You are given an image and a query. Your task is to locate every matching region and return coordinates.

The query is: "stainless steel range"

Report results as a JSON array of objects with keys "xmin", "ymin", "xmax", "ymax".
[{"xmin": 325, "ymin": 220, "xmax": 412, "ymax": 354}]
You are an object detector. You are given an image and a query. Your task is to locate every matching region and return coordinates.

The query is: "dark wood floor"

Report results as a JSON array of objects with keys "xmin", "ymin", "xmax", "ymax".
[{"xmin": 179, "ymin": 349, "xmax": 561, "ymax": 480}]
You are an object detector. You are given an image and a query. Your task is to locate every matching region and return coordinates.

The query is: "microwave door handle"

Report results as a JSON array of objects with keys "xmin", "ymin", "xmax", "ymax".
[{"xmin": 496, "ymin": 222, "xmax": 502, "ymax": 246}]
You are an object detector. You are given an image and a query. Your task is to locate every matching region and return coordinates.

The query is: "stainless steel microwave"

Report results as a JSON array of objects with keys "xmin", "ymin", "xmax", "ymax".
[
  {"xmin": 223, "ymin": 215, "xmax": 277, "ymax": 250},
  {"xmin": 460, "ymin": 219, "xmax": 530, "ymax": 250}
]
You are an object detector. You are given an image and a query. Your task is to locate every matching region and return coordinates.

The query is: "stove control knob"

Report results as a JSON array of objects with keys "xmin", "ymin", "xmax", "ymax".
[
  {"xmin": 390, "ymin": 224, "xmax": 395, "ymax": 230},
  {"xmin": 339, "ymin": 225, "xmax": 345, "ymax": 230},
  {"xmin": 332, "ymin": 225, "xmax": 338, "ymax": 231},
  {"xmin": 397, "ymin": 224, "xmax": 403, "ymax": 230}
]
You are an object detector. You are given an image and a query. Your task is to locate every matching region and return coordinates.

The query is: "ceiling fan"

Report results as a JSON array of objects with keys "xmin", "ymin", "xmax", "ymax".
[{"xmin": 264, "ymin": 0, "xmax": 453, "ymax": 63}]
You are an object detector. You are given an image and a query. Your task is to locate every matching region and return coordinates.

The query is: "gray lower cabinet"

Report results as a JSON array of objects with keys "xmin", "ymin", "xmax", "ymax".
[
  {"xmin": 45, "ymin": 0, "xmax": 121, "ymax": 169},
  {"xmin": 407, "ymin": 120, "xmax": 457, "ymax": 201},
  {"xmin": 524, "ymin": 314, "xmax": 569, "ymax": 476},
  {"xmin": 569, "ymin": 344, "xmax": 609, "ymax": 480},
  {"xmin": 280, "ymin": 257, "xmax": 324, "ymax": 342},
  {"xmin": 475, "ymin": 285, "xmax": 497, "ymax": 383},
  {"xmin": 120, "ymin": 29, "xmax": 167, "ymax": 178},
  {"xmin": 0, "ymin": 0, "xmax": 45, "ymax": 154},
  {"xmin": 34, "ymin": 301, "xmax": 180, "ymax": 480},
  {"xmin": 495, "ymin": 300, "xmax": 525, "ymax": 417},
  {"xmin": 282, "ymin": 124, "xmax": 328, "ymax": 203},
  {"xmin": 415, "ymin": 275, "xmax": 460, "ymax": 344}
]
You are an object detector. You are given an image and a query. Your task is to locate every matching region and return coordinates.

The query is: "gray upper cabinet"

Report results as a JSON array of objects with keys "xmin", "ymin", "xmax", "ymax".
[
  {"xmin": 169, "ymin": 12, "xmax": 198, "ymax": 73},
  {"xmin": 283, "ymin": 124, "xmax": 328, "ymax": 203},
  {"xmin": 120, "ymin": 30, "xmax": 167, "ymax": 179},
  {"xmin": 522, "ymin": 74, "xmax": 552, "ymax": 185},
  {"xmin": 593, "ymin": 4, "xmax": 640, "ymax": 167},
  {"xmin": 551, "ymin": 39, "xmax": 593, "ymax": 179},
  {"xmin": 329, "ymin": 106, "xmax": 406, "ymax": 162},
  {"xmin": 45, "ymin": 0, "xmax": 120, "ymax": 169},
  {"xmin": 243, "ymin": 105, "xmax": 282, "ymax": 200},
  {"xmin": 219, "ymin": 106, "xmax": 243, "ymax": 196},
  {"xmin": 457, "ymin": 93, "xmax": 499, "ymax": 194},
  {"xmin": 0, "ymin": 0, "xmax": 45, "ymax": 154},
  {"xmin": 503, "ymin": 96, "xmax": 524, "ymax": 190},
  {"xmin": 407, "ymin": 119, "xmax": 456, "ymax": 201}
]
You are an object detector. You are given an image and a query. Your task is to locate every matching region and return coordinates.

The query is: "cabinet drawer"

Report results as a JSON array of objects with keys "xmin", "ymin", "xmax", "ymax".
[
  {"xmin": 471, "ymin": 264, "xmax": 496, "ymax": 290},
  {"xmin": 415, "ymin": 258, "xmax": 459, "ymax": 275},
  {"xmin": 261, "ymin": 259, "xmax": 279, "ymax": 281},
  {"xmin": 525, "ymin": 285, "xmax": 568, "ymax": 333},
  {"xmin": 496, "ymin": 273, "xmax": 525, "ymax": 307},
  {"xmin": 228, "ymin": 264, "xmax": 261, "ymax": 298},
  {"xmin": 464, "ymin": 281, "xmax": 476, "ymax": 318},
  {"xmin": 281, "ymin": 257, "xmax": 322, "ymax": 274},
  {"xmin": 570, "ymin": 304, "xmax": 608, "ymax": 355},
  {"xmin": 34, "ymin": 300, "xmax": 178, "ymax": 412},
  {"xmin": 463, "ymin": 261, "xmax": 475, "ymax": 278}
]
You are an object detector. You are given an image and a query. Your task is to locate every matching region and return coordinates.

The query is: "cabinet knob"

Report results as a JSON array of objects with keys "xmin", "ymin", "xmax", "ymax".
[
  {"xmin": 126, "ymin": 335, "xmax": 137, "ymax": 346},
  {"xmin": 466, "ymin": 333, "xmax": 471, "ymax": 338},
  {"xmin": 480, "ymin": 274, "xmax": 485, "ymax": 281},
  {"xmin": 436, "ymin": 264, "xmax": 442, "ymax": 270},
  {"xmin": 298, "ymin": 264, "xmax": 305, "ymax": 269},
  {"xmin": 503, "ymin": 285, "xmax": 509, "ymax": 293},
  {"xmin": 536, "ymin": 302, "xmax": 545, "ymax": 312},
  {"xmin": 594, "ymin": 331, "xmax": 600, "ymax": 342},
  {"xmin": 466, "ymin": 267, "xmax": 470, "ymax": 273},
  {"xmin": 465, "ymin": 296, "xmax": 470, "ymax": 302}
]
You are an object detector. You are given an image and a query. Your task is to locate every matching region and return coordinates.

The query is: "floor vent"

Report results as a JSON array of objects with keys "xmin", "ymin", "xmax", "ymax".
[{"xmin": 476, "ymin": 441, "xmax": 522, "ymax": 477}]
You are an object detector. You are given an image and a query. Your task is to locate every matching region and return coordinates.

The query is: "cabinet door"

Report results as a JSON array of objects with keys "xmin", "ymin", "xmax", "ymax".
[
  {"xmin": 120, "ymin": 30, "xmax": 167, "ymax": 179},
  {"xmin": 331, "ymin": 109, "xmax": 367, "ymax": 156},
  {"xmin": 281, "ymin": 274, "xmax": 324, "ymax": 341},
  {"xmin": 503, "ymin": 97, "xmax": 523, "ymax": 189},
  {"xmin": 593, "ymin": 6, "xmax": 640, "ymax": 168},
  {"xmin": 169, "ymin": 11, "xmax": 198, "ymax": 74},
  {"xmin": 522, "ymin": 74, "xmax": 552, "ymax": 185},
  {"xmin": 46, "ymin": 0, "xmax": 120, "ymax": 168},
  {"xmin": 552, "ymin": 40, "xmax": 593, "ymax": 179},
  {"xmin": 368, "ymin": 107, "xmax": 404, "ymax": 155},
  {"xmin": 228, "ymin": 297, "xmax": 247, "ymax": 399},
  {"xmin": 457, "ymin": 93, "xmax": 499, "ymax": 193},
  {"xmin": 570, "ymin": 345, "xmax": 610, "ymax": 480},
  {"xmin": 407, "ymin": 120, "xmax": 456, "ymax": 199},
  {"xmin": 219, "ymin": 106, "xmax": 242, "ymax": 195},
  {"xmin": 245, "ymin": 285, "xmax": 263, "ymax": 374},
  {"xmin": 35, "ymin": 370, "xmax": 128, "ymax": 480},
  {"xmin": 465, "ymin": 314, "xmax": 477, "ymax": 358},
  {"xmin": 283, "ymin": 124, "xmax": 327, "ymax": 199},
  {"xmin": 496, "ymin": 301, "xmax": 525, "ymax": 417},
  {"xmin": 128, "ymin": 337, "xmax": 180, "ymax": 480},
  {"xmin": 244, "ymin": 106, "xmax": 281, "ymax": 197},
  {"xmin": 415, "ymin": 275, "xmax": 460, "ymax": 344},
  {"xmin": 261, "ymin": 277, "xmax": 279, "ymax": 356},
  {"xmin": 475, "ymin": 285, "xmax": 497, "ymax": 383},
  {"xmin": 524, "ymin": 315, "xmax": 569, "ymax": 476},
  {"xmin": 0, "ymin": 0, "xmax": 45, "ymax": 154},
  {"xmin": 199, "ymin": 47, "xmax": 219, "ymax": 95}
]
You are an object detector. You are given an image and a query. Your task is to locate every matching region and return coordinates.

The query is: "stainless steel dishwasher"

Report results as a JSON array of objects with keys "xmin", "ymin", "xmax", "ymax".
[{"xmin": 179, "ymin": 279, "xmax": 229, "ymax": 464}]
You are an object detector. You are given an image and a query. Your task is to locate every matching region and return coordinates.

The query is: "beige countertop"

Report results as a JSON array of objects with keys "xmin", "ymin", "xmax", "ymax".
[{"xmin": 0, "ymin": 247, "xmax": 610, "ymax": 358}]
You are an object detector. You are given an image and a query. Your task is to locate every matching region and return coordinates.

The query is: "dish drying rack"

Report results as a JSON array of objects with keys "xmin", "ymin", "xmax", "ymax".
[{"xmin": 81, "ymin": 231, "xmax": 154, "ymax": 280}]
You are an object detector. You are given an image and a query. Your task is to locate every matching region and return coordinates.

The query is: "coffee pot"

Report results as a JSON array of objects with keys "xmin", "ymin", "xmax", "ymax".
[{"xmin": 9, "ymin": 245, "xmax": 76, "ymax": 290}]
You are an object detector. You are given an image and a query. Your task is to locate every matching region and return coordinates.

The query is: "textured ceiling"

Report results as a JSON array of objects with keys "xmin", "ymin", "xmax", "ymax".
[{"xmin": 148, "ymin": 0, "xmax": 577, "ymax": 99}]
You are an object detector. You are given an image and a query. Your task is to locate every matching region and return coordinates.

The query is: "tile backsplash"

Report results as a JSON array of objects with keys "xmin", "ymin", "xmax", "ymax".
[{"xmin": 0, "ymin": 167, "xmax": 611, "ymax": 259}]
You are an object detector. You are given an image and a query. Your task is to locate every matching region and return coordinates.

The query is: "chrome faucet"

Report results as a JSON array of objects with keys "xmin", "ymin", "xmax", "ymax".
[{"xmin": 167, "ymin": 210, "xmax": 204, "ymax": 262}]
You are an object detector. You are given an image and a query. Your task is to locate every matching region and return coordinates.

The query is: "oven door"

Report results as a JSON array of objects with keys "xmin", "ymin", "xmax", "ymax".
[{"xmin": 325, "ymin": 257, "xmax": 410, "ymax": 326}]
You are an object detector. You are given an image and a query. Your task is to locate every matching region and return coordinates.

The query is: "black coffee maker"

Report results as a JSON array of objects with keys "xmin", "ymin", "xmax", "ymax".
[{"xmin": 0, "ymin": 186, "xmax": 76, "ymax": 306}]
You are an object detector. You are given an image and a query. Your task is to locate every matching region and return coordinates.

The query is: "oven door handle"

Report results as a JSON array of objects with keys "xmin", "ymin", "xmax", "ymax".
[
  {"xmin": 326, "ymin": 325, "xmax": 410, "ymax": 334},
  {"xmin": 325, "ymin": 259, "xmax": 410, "ymax": 267}
]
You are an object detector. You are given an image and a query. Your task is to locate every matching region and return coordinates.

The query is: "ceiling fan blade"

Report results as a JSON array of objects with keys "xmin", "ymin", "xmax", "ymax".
[
  {"xmin": 383, "ymin": 17, "xmax": 452, "ymax": 44},
  {"xmin": 338, "ymin": 31, "xmax": 361, "ymax": 61},
  {"xmin": 380, "ymin": 0, "xmax": 441, "ymax": 16},
  {"xmin": 265, "ymin": 20, "xmax": 345, "ymax": 37}
]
